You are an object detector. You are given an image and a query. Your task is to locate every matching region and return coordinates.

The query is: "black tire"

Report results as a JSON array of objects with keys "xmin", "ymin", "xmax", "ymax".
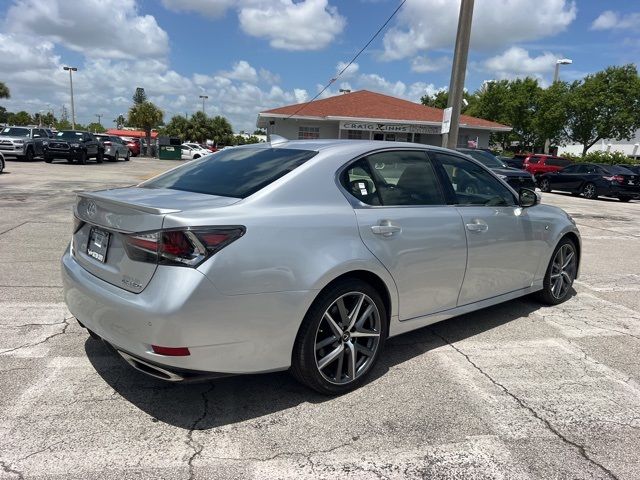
[
  {"xmin": 0, "ymin": 157, "xmax": 4, "ymax": 173},
  {"xmin": 535, "ymin": 237, "xmax": 578, "ymax": 305},
  {"xmin": 25, "ymin": 148, "xmax": 34, "ymax": 162},
  {"xmin": 67, "ymin": 157, "xmax": 74, "ymax": 164},
  {"xmin": 125, "ymin": 150, "xmax": 130, "ymax": 161},
  {"xmin": 44, "ymin": 154, "xmax": 53, "ymax": 164},
  {"xmin": 618, "ymin": 196, "xmax": 632, "ymax": 202},
  {"xmin": 112, "ymin": 152, "xmax": 119, "ymax": 162},
  {"xmin": 539, "ymin": 178, "xmax": 551, "ymax": 192},
  {"xmin": 96, "ymin": 150, "xmax": 104, "ymax": 164},
  {"xmin": 582, "ymin": 182, "xmax": 597, "ymax": 199},
  {"xmin": 291, "ymin": 278, "xmax": 388, "ymax": 395},
  {"xmin": 78, "ymin": 151, "xmax": 87, "ymax": 165}
]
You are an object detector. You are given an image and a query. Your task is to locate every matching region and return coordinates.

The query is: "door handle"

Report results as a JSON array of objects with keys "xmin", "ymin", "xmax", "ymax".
[
  {"xmin": 466, "ymin": 220, "xmax": 488, "ymax": 232},
  {"xmin": 371, "ymin": 220, "xmax": 401, "ymax": 237}
]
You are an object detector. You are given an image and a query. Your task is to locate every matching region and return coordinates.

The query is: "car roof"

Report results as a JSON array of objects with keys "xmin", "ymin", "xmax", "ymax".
[{"xmin": 241, "ymin": 138, "xmax": 457, "ymax": 155}]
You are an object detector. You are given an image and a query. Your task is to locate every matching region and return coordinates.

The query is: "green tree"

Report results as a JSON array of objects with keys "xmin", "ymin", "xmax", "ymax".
[
  {"xmin": 421, "ymin": 89, "xmax": 474, "ymax": 113},
  {"xmin": 113, "ymin": 114, "xmax": 126, "ymax": 129},
  {"xmin": 187, "ymin": 111, "xmax": 209, "ymax": 143},
  {"xmin": 534, "ymin": 81, "xmax": 569, "ymax": 149},
  {"xmin": 8, "ymin": 111, "xmax": 32, "ymax": 126},
  {"xmin": 207, "ymin": 115, "xmax": 234, "ymax": 146},
  {"xmin": 128, "ymin": 101, "xmax": 163, "ymax": 155},
  {"xmin": 0, "ymin": 82, "xmax": 9, "ymax": 99},
  {"xmin": 466, "ymin": 80, "xmax": 513, "ymax": 149},
  {"xmin": 86, "ymin": 122, "xmax": 106, "ymax": 133},
  {"xmin": 55, "ymin": 119, "xmax": 72, "ymax": 130},
  {"xmin": 132, "ymin": 87, "xmax": 147, "ymax": 105},
  {"xmin": 0, "ymin": 106, "xmax": 9, "ymax": 123},
  {"xmin": 253, "ymin": 128, "xmax": 266, "ymax": 135},
  {"xmin": 504, "ymin": 77, "xmax": 542, "ymax": 149},
  {"xmin": 162, "ymin": 115, "xmax": 190, "ymax": 140},
  {"xmin": 563, "ymin": 64, "xmax": 640, "ymax": 156}
]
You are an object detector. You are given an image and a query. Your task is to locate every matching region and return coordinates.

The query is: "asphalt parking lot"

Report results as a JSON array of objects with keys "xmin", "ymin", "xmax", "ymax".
[{"xmin": 1, "ymin": 158, "xmax": 639, "ymax": 480}]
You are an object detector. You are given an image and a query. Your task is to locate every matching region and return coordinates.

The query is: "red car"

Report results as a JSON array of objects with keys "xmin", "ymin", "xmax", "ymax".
[
  {"xmin": 121, "ymin": 137, "xmax": 141, "ymax": 157},
  {"xmin": 522, "ymin": 154, "xmax": 572, "ymax": 179}
]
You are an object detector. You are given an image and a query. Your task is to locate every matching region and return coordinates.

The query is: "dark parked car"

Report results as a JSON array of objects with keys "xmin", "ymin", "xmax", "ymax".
[
  {"xmin": 539, "ymin": 163, "xmax": 640, "ymax": 201},
  {"xmin": 500, "ymin": 156, "xmax": 524, "ymax": 169},
  {"xmin": 457, "ymin": 148, "xmax": 536, "ymax": 192},
  {"xmin": 523, "ymin": 154, "xmax": 572, "ymax": 179},
  {"xmin": 44, "ymin": 131, "xmax": 104, "ymax": 165}
]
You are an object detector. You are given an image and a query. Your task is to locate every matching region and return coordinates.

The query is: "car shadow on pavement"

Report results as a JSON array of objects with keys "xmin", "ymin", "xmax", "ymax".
[{"xmin": 84, "ymin": 294, "xmax": 558, "ymax": 431}]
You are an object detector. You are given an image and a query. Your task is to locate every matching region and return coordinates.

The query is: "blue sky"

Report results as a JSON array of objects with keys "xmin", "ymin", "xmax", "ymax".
[{"xmin": 0, "ymin": 0, "xmax": 638, "ymax": 132}]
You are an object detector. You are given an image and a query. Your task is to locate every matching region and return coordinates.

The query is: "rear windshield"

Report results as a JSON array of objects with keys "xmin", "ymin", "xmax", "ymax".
[
  {"xmin": 599, "ymin": 165, "xmax": 634, "ymax": 175},
  {"xmin": 141, "ymin": 147, "xmax": 317, "ymax": 198},
  {"xmin": 460, "ymin": 149, "xmax": 505, "ymax": 168}
]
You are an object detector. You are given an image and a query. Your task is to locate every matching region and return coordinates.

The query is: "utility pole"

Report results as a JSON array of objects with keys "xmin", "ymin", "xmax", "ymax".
[
  {"xmin": 199, "ymin": 95, "xmax": 208, "ymax": 115},
  {"xmin": 95, "ymin": 113, "xmax": 102, "ymax": 125},
  {"xmin": 63, "ymin": 66, "xmax": 78, "ymax": 129},
  {"xmin": 544, "ymin": 58, "xmax": 573, "ymax": 153},
  {"xmin": 442, "ymin": 0, "xmax": 474, "ymax": 149}
]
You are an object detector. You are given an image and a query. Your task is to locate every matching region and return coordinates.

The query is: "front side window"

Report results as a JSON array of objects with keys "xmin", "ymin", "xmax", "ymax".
[
  {"xmin": 548, "ymin": 158, "xmax": 572, "ymax": 167},
  {"xmin": 342, "ymin": 150, "xmax": 445, "ymax": 206},
  {"xmin": 143, "ymin": 147, "xmax": 317, "ymax": 198},
  {"xmin": 298, "ymin": 126, "xmax": 320, "ymax": 140},
  {"xmin": 433, "ymin": 153, "xmax": 516, "ymax": 206}
]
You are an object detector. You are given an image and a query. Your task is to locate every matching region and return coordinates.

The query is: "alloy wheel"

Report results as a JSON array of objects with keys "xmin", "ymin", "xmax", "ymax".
[
  {"xmin": 550, "ymin": 243, "xmax": 576, "ymax": 299},
  {"xmin": 314, "ymin": 292, "xmax": 381, "ymax": 385},
  {"xmin": 540, "ymin": 179, "xmax": 550, "ymax": 192},
  {"xmin": 583, "ymin": 183, "xmax": 596, "ymax": 199}
]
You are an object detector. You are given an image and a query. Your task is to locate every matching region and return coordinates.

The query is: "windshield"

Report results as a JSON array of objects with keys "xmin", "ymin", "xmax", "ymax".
[
  {"xmin": 0, "ymin": 127, "xmax": 30, "ymax": 137},
  {"xmin": 142, "ymin": 147, "xmax": 317, "ymax": 198},
  {"xmin": 56, "ymin": 131, "xmax": 85, "ymax": 139},
  {"xmin": 461, "ymin": 149, "xmax": 506, "ymax": 168}
]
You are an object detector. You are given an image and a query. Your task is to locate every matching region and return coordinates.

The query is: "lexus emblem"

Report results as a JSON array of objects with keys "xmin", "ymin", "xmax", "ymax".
[{"xmin": 86, "ymin": 201, "xmax": 97, "ymax": 218}]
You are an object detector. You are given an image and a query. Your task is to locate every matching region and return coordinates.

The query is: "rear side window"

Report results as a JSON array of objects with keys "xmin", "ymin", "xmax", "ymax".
[
  {"xmin": 526, "ymin": 156, "xmax": 540, "ymax": 164},
  {"xmin": 601, "ymin": 165, "xmax": 634, "ymax": 175},
  {"xmin": 142, "ymin": 147, "xmax": 317, "ymax": 198},
  {"xmin": 547, "ymin": 158, "xmax": 571, "ymax": 167}
]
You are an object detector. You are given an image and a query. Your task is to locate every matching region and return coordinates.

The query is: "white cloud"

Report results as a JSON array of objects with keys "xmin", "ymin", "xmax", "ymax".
[
  {"xmin": 238, "ymin": 0, "xmax": 346, "ymax": 51},
  {"xmin": 591, "ymin": 10, "xmax": 640, "ymax": 30},
  {"xmin": 161, "ymin": 0, "xmax": 235, "ymax": 18},
  {"xmin": 410, "ymin": 56, "xmax": 451, "ymax": 73},
  {"xmin": 7, "ymin": 0, "xmax": 169, "ymax": 59},
  {"xmin": 336, "ymin": 61, "xmax": 359, "ymax": 78},
  {"xmin": 381, "ymin": 0, "xmax": 576, "ymax": 61},
  {"xmin": 259, "ymin": 68, "xmax": 281, "ymax": 85},
  {"xmin": 219, "ymin": 60, "xmax": 259, "ymax": 83},
  {"xmin": 482, "ymin": 47, "xmax": 558, "ymax": 80}
]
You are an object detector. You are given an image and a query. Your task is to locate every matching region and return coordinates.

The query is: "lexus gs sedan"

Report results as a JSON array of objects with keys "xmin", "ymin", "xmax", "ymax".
[{"xmin": 62, "ymin": 138, "xmax": 581, "ymax": 394}]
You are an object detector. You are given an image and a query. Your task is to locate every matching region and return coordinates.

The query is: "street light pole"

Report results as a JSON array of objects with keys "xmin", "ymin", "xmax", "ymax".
[
  {"xmin": 544, "ymin": 58, "xmax": 573, "ymax": 153},
  {"xmin": 442, "ymin": 0, "xmax": 474, "ymax": 149},
  {"xmin": 199, "ymin": 95, "xmax": 208, "ymax": 115},
  {"xmin": 63, "ymin": 66, "xmax": 78, "ymax": 129},
  {"xmin": 95, "ymin": 113, "xmax": 102, "ymax": 125}
]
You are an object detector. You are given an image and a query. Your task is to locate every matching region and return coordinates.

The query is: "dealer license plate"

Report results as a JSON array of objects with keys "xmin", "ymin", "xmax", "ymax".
[{"xmin": 87, "ymin": 227, "xmax": 110, "ymax": 263}]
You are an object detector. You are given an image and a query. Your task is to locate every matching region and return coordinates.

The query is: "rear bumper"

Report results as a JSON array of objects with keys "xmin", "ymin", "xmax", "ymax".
[
  {"xmin": 61, "ymin": 247, "xmax": 312, "ymax": 378},
  {"xmin": 603, "ymin": 185, "xmax": 640, "ymax": 198}
]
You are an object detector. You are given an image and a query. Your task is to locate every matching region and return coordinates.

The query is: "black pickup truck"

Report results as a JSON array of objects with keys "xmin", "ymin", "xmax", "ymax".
[{"xmin": 44, "ymin": 131, "xmax": 105, "ymax": 164}]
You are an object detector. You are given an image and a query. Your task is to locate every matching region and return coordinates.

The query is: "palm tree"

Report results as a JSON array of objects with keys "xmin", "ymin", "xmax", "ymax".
[
  {"xmin": 0, "ymin": 82, "xmax": 10, "ymax": 99},
  {"xmin": 128, "ymin": 101, "xmax": 163, "ymax": 156}
]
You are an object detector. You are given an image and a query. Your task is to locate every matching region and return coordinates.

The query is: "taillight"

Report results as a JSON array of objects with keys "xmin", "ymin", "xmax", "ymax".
[
  {"xmin": 123, "ymin": 227, "xmax": 245, "ymax": 267},
  {"xmin": 603, "ymin": 175, "xmax": 624, "ymax": 183},
  {"xmin": 103, "ymin": 141, "xmax": 112, "ymax": 146}
]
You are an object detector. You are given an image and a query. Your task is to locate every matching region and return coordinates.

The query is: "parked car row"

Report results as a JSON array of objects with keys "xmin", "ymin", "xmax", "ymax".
[{"xmin": 471, "ymin": 149, "xmax": 639, "ymax": 202}]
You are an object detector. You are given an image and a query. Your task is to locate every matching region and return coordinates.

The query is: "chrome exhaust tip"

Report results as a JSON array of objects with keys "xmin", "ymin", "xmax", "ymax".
[{"xmin": 117, "ymin": 351, "xmax": 184, "ymax": 382}]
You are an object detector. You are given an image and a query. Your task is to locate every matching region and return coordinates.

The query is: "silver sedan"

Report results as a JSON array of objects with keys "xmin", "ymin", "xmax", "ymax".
[
  {"xmin": 62, "ymin": 139, "xmax": 580, "ymax": 394},
  {"xmin": 94, "ymin": 134, "xmax": 131, "ymax": 162}
]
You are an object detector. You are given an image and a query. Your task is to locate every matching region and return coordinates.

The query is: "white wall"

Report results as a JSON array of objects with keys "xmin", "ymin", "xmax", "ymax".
[
  {"xmin": 267, "ymin": 119, "xmax": 339, "ymax": 140},
  {"xmin": 558, "ymin": 130, "xmax": 640, "ymax": 158}
]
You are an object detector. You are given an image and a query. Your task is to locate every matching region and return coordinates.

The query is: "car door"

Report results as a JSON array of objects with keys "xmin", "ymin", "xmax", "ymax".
[
  {"xmin": 432, "ymin": 152, "xmax": 544, "ymax": 306},
  {"xmin": 552, "ymin": 164, "xmax": 581, "ymax": 191},
  {"xmin": 181, "ymin": 146, "xmax": 191, "ymax": 160},
  {"xmin": 343, "ymin": 150, "xmax": 468, "ymax": 320}
]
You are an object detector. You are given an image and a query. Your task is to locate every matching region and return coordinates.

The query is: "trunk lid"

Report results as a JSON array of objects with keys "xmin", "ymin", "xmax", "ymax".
[{"xmin": 73, "ymin": 187, "xmax": 240, "ymax": 293}]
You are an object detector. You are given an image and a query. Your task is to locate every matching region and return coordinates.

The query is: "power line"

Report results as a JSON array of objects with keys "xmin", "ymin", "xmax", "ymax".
[{"xmin": 285, "ymin": 0, "xmax": 407, "ymax": 120}]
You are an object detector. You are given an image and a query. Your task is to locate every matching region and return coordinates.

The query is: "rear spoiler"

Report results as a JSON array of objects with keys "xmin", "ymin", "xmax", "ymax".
[{"xmin": 77, "ymin": 191, "xmax": 181, "ymax": 215}]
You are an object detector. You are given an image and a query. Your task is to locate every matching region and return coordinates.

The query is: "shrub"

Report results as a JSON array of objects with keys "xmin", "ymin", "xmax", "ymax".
[{"xmin": 562, "ymin": 150, "xmax": 634, "ymax": 165}]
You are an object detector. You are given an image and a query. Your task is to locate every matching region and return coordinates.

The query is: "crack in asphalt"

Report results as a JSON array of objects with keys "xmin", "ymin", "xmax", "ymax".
[
  {"xmin": 0, "ymin": 317, "xmax": 71, "ymax": 355},
  {"xmin": 0, "ymin": 221, "xmax": 29, "ymax": 236},
  {"xmin": 431, "ymin": 329, "xmax": 620, "ymax": 480},
  {"xmin": 185, "ymin": 383, "xmax": 215, "ymax": 480},
  {"xmin": 0, "ymin": 460, "xmax": 24, "ymax": 480}
]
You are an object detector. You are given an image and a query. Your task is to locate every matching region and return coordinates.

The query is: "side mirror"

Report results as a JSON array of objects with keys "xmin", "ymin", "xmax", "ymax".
[{"xmin": 519, "ymin": 188, "xmax": 540, "ymax": 208}]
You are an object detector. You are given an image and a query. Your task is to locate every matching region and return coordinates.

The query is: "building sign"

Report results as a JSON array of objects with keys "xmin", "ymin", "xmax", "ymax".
[
  {"xmin": 441, "ymin": 107, "xmax": 452, "ymax": 134},
  {"xmin": 339, "ymin": 121, "xmax": 441, "ymax": 135}
]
